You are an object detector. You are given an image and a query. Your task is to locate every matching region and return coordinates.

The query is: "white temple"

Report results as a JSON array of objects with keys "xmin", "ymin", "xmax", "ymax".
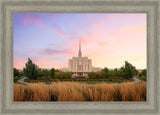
[{"xmin": 68, "ymin": 42, "xmax": 92, "ymax": 78}]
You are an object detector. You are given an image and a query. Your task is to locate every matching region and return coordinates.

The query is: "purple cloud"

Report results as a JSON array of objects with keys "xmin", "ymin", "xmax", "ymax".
[
  {"xmin": 41, "ymin": 48, "xmax": 72, "ymax": 55},
  {"xmin": 23, "ymin": 15, "xmax": 45, "ymax": 27},
  {"xmin": 52, "ymin": 24, "xmax": 65, "ymax": 37}
]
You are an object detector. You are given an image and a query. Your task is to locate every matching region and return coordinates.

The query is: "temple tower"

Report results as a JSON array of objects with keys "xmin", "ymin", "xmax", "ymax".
[{"xmin": 68, "ymin": 41, "xmax": 92, "ymax": 78}]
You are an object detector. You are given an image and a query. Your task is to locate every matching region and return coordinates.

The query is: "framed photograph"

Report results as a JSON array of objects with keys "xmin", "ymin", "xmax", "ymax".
[{"xmin": 0, "ymin": 0, "xmax": 159, "ymax": 114}]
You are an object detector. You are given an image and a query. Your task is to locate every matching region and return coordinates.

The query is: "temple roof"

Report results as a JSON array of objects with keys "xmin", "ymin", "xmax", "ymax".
[{"xmin": 78, "ymin": 41, "xmax": 82, "ymax": 58}]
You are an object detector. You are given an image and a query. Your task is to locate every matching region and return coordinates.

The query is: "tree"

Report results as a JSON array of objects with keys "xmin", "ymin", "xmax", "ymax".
[
  {"xmin": 62, "ymin": 72, "xmax": 72, "ymax": 79},
  {"xmin": 114, "ymin": 68, "xmax": 118, "ymax": 76},
  {"xmin": 114, "ymin": 68, "xmax": 118, "ymax": 72},
  {"xmin": 19, "ymin": 71, "xmax": 24, "ymax": 76},
  {"xmin": 141, "ymin": 69, "xmax": 146, "ymax": 77},
  {"xmin": 54, "ymin": 71, "xmax": 72, "ymax": 79},
  {"xmin": 23, "ymin": 58, "xmax": 39, "ymax": 80},
  {"xmin": 41, "ymin": 69, "xmax": 50, "ymax": 78},
  {"xmin": 50, "ymin": 68, "xmax": 55, "ymax": 79},
  {"xmin": 117, "ymin": 69, "xmax": 125, "ymax": 77},
  {"xmin": 88, "ymin": 72, "xmax": 98, "ymax": 79},
  {"xmin": 55, "ymin": 69, "xmax": 59, "ymax": 72},
  {"xmin": 121, "ymin": 61, "xmax": 137, "ymax": 79},
  {"xmin": 37, "ymin": 68, "xmax": 43, "ymax": 77},
  {"xmin": 107, "ymin": 70, "xmax": 117, "ymax": 77},
  {"xmin": 139, "ymin": 73, "xmax": 142, "ymax": 77},
  {"xmin": 102, "ymin": 67, "xmax": 109, "ymax": 73},
  {"xmin": 14, "ymin": 68, "xmax": 20, "ymax": 77},
  {"xmin": 97, "ymin": 71, "xmax": 107, "ymax": 79}
]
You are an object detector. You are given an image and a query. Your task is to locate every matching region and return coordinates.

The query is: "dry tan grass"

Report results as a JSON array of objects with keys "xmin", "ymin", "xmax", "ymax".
[
  {"xmin": 14, "ymin": 81, "xmax": 146, "ymax": 101},
  {"xmin": 120, "ymin": 82, "xmax": 146, "ymax": 101}
]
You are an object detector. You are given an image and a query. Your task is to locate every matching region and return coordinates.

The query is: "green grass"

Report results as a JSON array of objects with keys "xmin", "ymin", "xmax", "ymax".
[
  {"xmin": 24, "ymin": 78, "xmax": 129, "ymax": 85},
  {"xmin": 135, "ymin": 76, "xmax": 146, "ymax": 81},
  {"xmin": 23, "ymin": 76, "xmax": 134, "ymax": 85},
  {"xmin": 71, "ymin": 81, "xmax": 123, "ymax": 84},
  {"xmin": 40, "ymin": 81, "xmax": 123, "ymax": 85},
  {"xmin": 14, "ymin": 76, "xmax": 24, "ymax": 83}
]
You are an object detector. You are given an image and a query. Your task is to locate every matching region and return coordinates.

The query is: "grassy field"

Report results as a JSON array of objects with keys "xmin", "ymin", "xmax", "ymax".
[
  {"xmin": 71, "ymin": 81, "xmax": 123, "ymax": 84},
  {"xmin": 44, "ymin": 81, "xmax": 123, "ymax": 84},
  {"xmin": 135, "ymin": 76, "xmax": 146, "ymax": 81},
  {"xmin": 14, "ymin": 81, "xmax": 146, "ymax": 101},
  {"xmin": 24, "ymin": 77, "xmax": 134, "ymax": 85},
  {"xmin": 44, "ymin": 81, "xmax": 123, "ymax": 85}
]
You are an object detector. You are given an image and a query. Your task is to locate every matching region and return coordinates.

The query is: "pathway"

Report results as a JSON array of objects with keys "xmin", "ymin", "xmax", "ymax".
[
  {"xmin": 17, "ymin": 77, "xmax": 51, "ymax": 86},
  {"xmin": 132, "ymin": 77, "xmax": 141, "ymax": 84},
  {"xmin": 17, "ymin": 77, "xmax": 29, "ymax": 85}
]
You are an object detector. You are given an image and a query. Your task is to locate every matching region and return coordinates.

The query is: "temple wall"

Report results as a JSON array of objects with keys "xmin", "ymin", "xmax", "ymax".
[{"xmin": 68, "ymin": 57, "xmax": 92, "ymax": 73}]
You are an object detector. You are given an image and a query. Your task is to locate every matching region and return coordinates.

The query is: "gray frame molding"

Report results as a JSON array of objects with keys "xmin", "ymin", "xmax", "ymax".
[{"xmin": 0, "ymin": 0, "xmax": 159, "ymax": 114}]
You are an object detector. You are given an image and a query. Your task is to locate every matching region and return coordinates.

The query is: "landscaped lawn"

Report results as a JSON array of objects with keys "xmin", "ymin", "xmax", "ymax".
[
  {"xmin": 24, "ymin": 77, "xmax": 134, "ymax": 85},
  {"xmin": 135, "ymin": 76, "xmax": 146, "ymax": 81},
  {"xmin": 44, "ymin": 81, "xmax": 123, "ymax": 84},
  {"xmin": 71, "ymin": 81, "xmax": 123, "ymax": 84},
  {"xmin": 25, "ymin": 79, "xmax": 123, "ymax": 85}
]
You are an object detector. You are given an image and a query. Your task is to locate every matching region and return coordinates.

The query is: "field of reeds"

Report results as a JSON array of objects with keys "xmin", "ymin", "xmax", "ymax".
[{"xmin": 14, "ymin": 81, "xmax": 146, "ymax": 101}]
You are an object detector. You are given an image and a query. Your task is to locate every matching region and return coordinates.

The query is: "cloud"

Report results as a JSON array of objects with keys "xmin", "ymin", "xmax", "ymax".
[
  {"xmin": 66, "ymin": 22, "xmax": 146, "ymax": 69},
  {"xmin": 14, "ymin": 13, "xmax": 146, "ymax": 69},
  {"xmin": 48, "ymin": 43, "xmax": 57, "ymax": 46},
  {"xmin": 23, "ymin": 15, "xmax": 45, "ymax": 27},
  {"xmin": 52, "ymin": 24, "xmax": 65, "ymax": 37},
  {"xmin": 97, "ymin": 41, "xmax": 109, "ymax": 47},
  {"xmin": 41, "ymin": 48, "xmax": 72, "ymax": 55}
]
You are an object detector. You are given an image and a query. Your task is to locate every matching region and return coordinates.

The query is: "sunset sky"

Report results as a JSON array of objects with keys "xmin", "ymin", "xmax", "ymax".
[{"xmin": 14, "ymin": 13, "xmax": 146, "ymax": 70}]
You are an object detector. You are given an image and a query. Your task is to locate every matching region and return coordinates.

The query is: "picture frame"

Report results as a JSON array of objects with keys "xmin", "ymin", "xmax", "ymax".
[{"xmin": 0, "ymin": 0, "xmax": 159, "ymax": 114}]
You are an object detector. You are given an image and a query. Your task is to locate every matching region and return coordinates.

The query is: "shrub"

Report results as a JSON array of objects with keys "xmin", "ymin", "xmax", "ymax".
[
  {"xmin": 88, "ymin": 72, "xmax": 98, "ymax": 79},
  {"xmin": 14, "ymin": 68, "xmax": 20, "ymax": 77},
  {"xmin": 55, "ymin": 72, "xmax": 72, "ymax": 79},
  {"xmin": 50, "ymin": 68, "xmax": 55, "ymax": 79},
  {"xmin": 141, "ymin": 69, "xmax": 147, "ymax": 77}
]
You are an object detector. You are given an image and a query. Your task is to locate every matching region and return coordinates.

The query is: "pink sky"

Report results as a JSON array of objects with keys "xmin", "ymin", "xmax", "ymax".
[{"xmin": 14, "ymin": 13, "xmax": 146, "ymax": 69}]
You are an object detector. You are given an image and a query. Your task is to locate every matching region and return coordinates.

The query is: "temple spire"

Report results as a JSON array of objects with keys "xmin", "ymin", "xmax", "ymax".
[{"xmin": 78, "ymin": 41, "xmax": 82, "ymax": 58}]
